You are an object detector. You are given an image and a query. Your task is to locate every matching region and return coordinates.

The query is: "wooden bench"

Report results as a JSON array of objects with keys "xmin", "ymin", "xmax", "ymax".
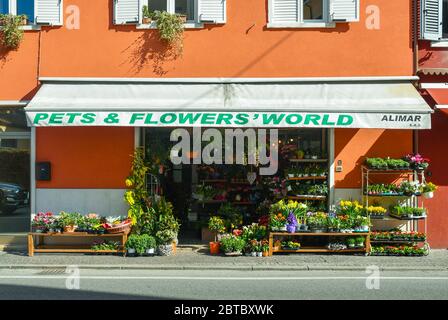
[
  {"xmin": 268, "ymin": 232, "xmax": 371, "ymax": 256},
  {"xmin": 28, "ymin": 232, "xmax": 129, "ymax": 257}
]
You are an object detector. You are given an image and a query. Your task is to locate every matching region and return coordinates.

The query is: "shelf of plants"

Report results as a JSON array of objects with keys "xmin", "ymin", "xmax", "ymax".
[
  {"xmin": 361, "ymin": 154, "xmax": 438, "ymax": 256},
  {"xmin": 207, "ymin": 199, "xmax": 373, "ymax": 257}
]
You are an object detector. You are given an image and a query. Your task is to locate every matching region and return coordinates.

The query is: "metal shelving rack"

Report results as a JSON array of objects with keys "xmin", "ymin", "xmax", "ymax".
[{"xmin": 361, "ymin": 165, "xmax": 430, "ymax": 254}]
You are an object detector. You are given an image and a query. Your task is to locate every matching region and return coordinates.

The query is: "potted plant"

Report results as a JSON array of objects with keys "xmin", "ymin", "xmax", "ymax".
[
  {"xmin": 125, "ymin": 234, "xmax": 139, "ymax": 256},
  {"xmin": 0, "ymin": 14, "xmax": 26, "ymax": 49},
  {"xmin": 142, "ymin": 5, "xmax": 153, "ymax": 24},
  {"xmin": 141, "ymin": 234, "xmax": 156, "ymax": 255},
  {"xmin": 327, "ymin": 217, "xmax": 341, "ymax": 233},
  {"xmin": 59, "ymin": 212, "xmax": 82, "ymax": 233},
  {"xmin": 346, "ymin": 237, "xmax": 356, "ymax": 248},
  {"xmin": 421, "ymin": 182, "xmax": 437, "ymax": 199},
  {"xmin": 219, "ymin": 234, "xmax": 245, "ymax": 256},
  {"xmin": 208, "ymin": 216, "xmax": 226, "ymax": 255},
  {"xmin": 31, "ymin": 212, "xmax": 54, "ymax": 233},
  {"xmin": 307, "ymin": 212, "xmax": 328, "ymax": 233},
  {"xmin": 261, "ymin": 240, "xmax": 269, "ymax": 257},
  {"xmin": 355, "ymin": 236, "xmax": 365, "ymax": 248},
  {"xmin": 156, "ymin": 229, "xmax": 177, "ymax": 256},
  {"xmin": 152, "ymin": 10, "xmax": 185, "ymax": 55},
  {"xmin": 405, "ymin": 153, "xmax": 430, "ymax": 171}
]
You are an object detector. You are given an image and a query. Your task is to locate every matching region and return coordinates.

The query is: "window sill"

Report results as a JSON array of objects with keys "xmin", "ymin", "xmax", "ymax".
[
  {"xmin": 137, "ymin": 22, "xmax": 204, "ymax": 30},
  {"xmin": 267, "ymin": 22, "xmax": 336, "ymax": 29},
  {"xmin": 0, "ymin": 24, "xmax": 41, "ymax": 31},
  {"xmin": 430, "ymin": 40, "xmax": 448, "ymax": 48}
]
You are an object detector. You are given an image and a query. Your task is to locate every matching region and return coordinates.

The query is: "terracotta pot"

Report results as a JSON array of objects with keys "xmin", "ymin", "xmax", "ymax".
[
  {"xmin": 142, "ymin": 17, "xmax": 152, "ymax": 24},
  {"xmin": 178, "ymin": 15, "xmax": 187, "ymax": 23},
  {"xmin": 63, "ymin": 225, "xmax": 77, "ymax": 233},
  {"xmin": 262, "ymin": 251, "xmax": 269, "ymax": 257},
  {"xmin": 209, "ymin": 241, "xmax": 220, "ymax": 255}
]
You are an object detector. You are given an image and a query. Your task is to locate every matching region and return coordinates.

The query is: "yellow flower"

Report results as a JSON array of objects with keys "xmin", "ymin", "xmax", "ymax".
[{"xmin": 125, "ymin": 179, "xmax": 133, "ymax": 187}]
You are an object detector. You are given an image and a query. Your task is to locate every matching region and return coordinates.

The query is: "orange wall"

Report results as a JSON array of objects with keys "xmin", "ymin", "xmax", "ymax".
[
  {"xmin": 1, "ymin": 0, "xmax": 413, "ymax": 101},
  {"xmin": 36, "ymin": 127, "xmax": 134, "ymax": 188},
  {"xmin": 334, "ymin": 129, "xmax": 414, "ymax": 188}
]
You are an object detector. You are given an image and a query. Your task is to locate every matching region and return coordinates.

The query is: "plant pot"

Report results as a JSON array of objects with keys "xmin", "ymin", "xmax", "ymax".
[
  {"xmin": 146, "ymin": 248, "xmax": 155, "ymax": 255},
  {"xmin": 286, "ymin": 225, "xmax": 296, "ymax": 233},
  {"xmin": 127, "ymin": 248, "xmax": 136, "ymax": 255},
  {"xmin": 209, "ymin": 241, "xmax": 220, "ymax": 255},
  {"xmin": 63, "ymin": 225, "xmax": 77, "ymax": 233},
  {"xmin": 142, "ymin": 17, "xmax": 152, "ymax": 24},
  {"xmin": 157, "ymin": 244, "xmax": 173, "ymax": 256},
  {"xmin": 177, "ymin": 14, "xmax": 187, "ymax": 23},
  {"xmin": 262, "ymin": 251, "xmax": 269, "ymax": 257},
  {"xmin": 423, "ymin": 191, "xmax": 434, "ymax": 199},
  {"xmin": 250, "ymin": 252, "xmax": 257, "ymax": 257},
  {"xmin": 257, "ymin": 252, "xmax": 263, "ymax": 257},
  {"xmin": 310, "ymin": 228, "xmax": 326, "ymax": 233},
  {"xmin": 279, "ymin": 226, "xmax": 287, "ymax": 232},
  {"xmin": 224, "ymin": 252, "xmax": 242, "ymax": 256}
]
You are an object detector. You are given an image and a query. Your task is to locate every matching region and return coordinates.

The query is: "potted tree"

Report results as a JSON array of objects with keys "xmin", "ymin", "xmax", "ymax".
[{"xmin": 208, "ymin": 216, "xmax": 225, "ymax": 255}]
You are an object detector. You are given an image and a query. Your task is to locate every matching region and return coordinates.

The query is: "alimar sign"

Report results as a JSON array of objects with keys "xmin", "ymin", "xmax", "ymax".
[{"xmin": 26, "ymin": 111, "xmax": 431, "ymax": 129}]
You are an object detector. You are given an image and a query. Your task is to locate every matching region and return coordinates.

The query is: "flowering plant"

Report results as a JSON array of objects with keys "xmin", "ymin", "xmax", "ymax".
[
  {"xmin": 269, "ymin": 213, "xmax": 286, "ymax": 230},
  {"xmin": 338, "ymin": 200, "xmax": 364, "ymax": 217},
  {"xmin": 405, "ymin": 153, "xmax": 430, "ymax": 170},
  {"xmin": 31, "ymin": 212, "xmax": 55, "ymax": 230},
  {"xmin": 307, "ymin": 212, "xmax": 328, "ymax": 229},
  {"xmin": 364, "ymin": 205, "xmax": 387, "ymax": 217}
]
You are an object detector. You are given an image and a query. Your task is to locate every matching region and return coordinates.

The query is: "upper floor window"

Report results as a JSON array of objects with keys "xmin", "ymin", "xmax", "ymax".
[
  {"xmin": 145, "ymin": 0, "xmax": 195, "ymax": 22},
  {"xmin": 421, "ymin": 0, "xmax": 448, "ymax": 41},
  {"xmin": 0, "ymin": 0, "xmax": 35, "ymax": 23},
  {"xmin": 0, "ymin": 0, "xmax": 62, "ymax": 26},
  {"xmin": 268, "ymin": 0, "xmax": 359, "ymax": 28},
  {"xmin": 114, "ymin": 0, "xmax": 226, "ymax": 26}
]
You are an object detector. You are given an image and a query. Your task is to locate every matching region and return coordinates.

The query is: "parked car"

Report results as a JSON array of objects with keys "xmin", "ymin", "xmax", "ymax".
[{"xmin": 0, "ymin": 182, "xmax": 29, "ymax": 214}]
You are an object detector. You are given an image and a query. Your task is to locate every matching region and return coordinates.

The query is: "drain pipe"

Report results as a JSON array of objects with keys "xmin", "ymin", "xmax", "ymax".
[{"xmin": 413, "ymin": 0, "xmax": 420, "ymax": 154}]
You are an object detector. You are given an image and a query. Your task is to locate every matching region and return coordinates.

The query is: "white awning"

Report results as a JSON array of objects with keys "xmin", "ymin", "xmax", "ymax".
[{"xmin": 25, "ymin": 78, "xmax": 433, "ymax": 129}]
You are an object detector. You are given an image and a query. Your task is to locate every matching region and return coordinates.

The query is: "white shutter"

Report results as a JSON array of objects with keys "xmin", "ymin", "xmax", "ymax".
[
  {"xmin": 35, "ymin": 0, "xmax": 63, "ymax": 25},
  {"xmin": 330, "ymin": 0, "xmax": 359, "ymax": 22},
  {"xmin": 198, "ymin": 0, "xmax": 226, "ymax": 23},
  {"xmin": 114, "ymin": 0, "xmax": 139, "ymax": 25},
  {"xmin": 269, "ymin": 0, "xmax": 298, "ymax": 23},
  {"xmin": 421, "ymin": 0, "xmax": 443, "ymax": 40}
]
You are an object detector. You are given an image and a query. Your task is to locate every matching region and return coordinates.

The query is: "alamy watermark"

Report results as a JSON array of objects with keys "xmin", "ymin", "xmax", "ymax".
[{"xmin": 169, "ymin": 128, "xmax": 279, "ymax": 176}]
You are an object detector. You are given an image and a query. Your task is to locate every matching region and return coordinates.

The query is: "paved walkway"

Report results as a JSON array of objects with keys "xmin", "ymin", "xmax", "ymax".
[{"xmin": 1, "ymin": 245, "xmax": 448, "ymax": 271}]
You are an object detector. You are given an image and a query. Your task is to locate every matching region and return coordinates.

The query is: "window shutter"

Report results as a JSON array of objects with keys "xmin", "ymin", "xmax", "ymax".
[
  {"xmin": 114, "ymin": 0, "xmax": 139, "ymax": 25},
  {"xmin": 35, "ymin": 0, "xmax": 63, "ymax": 25},
  {"xmin": 330, "ymin": 0, "xmax": 359, "ymax": 22},
  {"xmin": 421, "ymin": 0, "xmax": 443, "ymax": 40},
  {"xmin": 198, "ymin": 0, "xmax": 226, "ymax": 24},
  {"xmin": 269, "ymin": 0, "xmax": 298, "ymax": 23}
]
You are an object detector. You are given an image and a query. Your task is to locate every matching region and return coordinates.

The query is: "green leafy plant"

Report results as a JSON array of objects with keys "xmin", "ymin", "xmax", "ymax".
[
  {"xmin": 58, "ymin": 212, "xmax": 83, "ymax": 227},
  {"xmin": 142, "ymin": 5, "xmax": 153, "ymax": 19},
  {"xmin": 218, "ymin": 203, "xmax": 243, "ymax": 230},
  {"xmin": 219, "ymin": 234, "xmax": 246, "ymax": 253},
  {"xmin": 152, "ymin": 10, "xmax": 184, "ymax": 54},
  {"xmin": 156, "ymin": 229, "xmax": 177, "ymax": 245},
  {"xmin": 0, "ymin": 14, "xmax": 26, "ymax": 49},
  {"xmin": 125, "ymin": 148, "xmax": 150, "ymax": 229}
]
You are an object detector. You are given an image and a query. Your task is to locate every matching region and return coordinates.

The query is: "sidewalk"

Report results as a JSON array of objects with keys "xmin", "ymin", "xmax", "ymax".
[{"xmin": 1, "ymin": 245, "xmax": 448, "ymax": 271}]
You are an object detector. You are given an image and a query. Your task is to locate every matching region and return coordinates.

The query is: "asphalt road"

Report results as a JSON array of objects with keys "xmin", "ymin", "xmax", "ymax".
[{"xmin": 0, "ymin": 268, "xmax": 447, "ymax": 300}]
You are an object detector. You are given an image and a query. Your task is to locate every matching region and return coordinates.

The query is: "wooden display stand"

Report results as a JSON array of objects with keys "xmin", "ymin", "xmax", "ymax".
[
  {"xmin": 268, "ymin": 232, "xmax": 371, "ymax": 256},
  {"xmin": 28, "ymin": 232, "xmax": 129, "ymax": 257}
]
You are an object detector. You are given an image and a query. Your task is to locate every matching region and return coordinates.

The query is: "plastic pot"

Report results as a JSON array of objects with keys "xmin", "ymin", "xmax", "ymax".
[{"xmin": 209, "ymin": 241, "xmax": 220, "ymax": 255}]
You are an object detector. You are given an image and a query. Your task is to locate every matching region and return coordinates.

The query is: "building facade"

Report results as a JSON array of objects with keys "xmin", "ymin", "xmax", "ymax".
[{"xmin": 1, "ymin": 1, "xmax": 441, "ymax": 246}]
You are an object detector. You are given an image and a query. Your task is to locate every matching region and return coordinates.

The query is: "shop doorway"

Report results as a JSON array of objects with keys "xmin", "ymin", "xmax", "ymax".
[
  {"xmin": 143, "ymin": 127, "xmax": 330, "ymax": 243},
  {"xmin": 0, "ymin": 108, "xmax": 31, "ymax": 233}
]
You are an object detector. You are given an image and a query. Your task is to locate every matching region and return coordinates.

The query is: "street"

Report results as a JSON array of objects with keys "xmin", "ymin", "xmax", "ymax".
[{"xmin": 0, "ymin": 268, "xmax": 447, "ymax": 300}]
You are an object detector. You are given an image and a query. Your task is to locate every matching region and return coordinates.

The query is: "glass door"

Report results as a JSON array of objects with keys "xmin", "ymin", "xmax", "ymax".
[{"xmin": 0, "ymin": 108, "xmax": 31, "ymax": 233}]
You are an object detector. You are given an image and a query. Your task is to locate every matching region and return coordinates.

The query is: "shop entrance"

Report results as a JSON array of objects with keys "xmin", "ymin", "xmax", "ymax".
[
  {"xmin": 0, "ymin": 108, "xmax": 31, "ymax": 233},
  {"xmin": 143, "ymin": 127, "xmax": 330, "ymax": 243}
]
